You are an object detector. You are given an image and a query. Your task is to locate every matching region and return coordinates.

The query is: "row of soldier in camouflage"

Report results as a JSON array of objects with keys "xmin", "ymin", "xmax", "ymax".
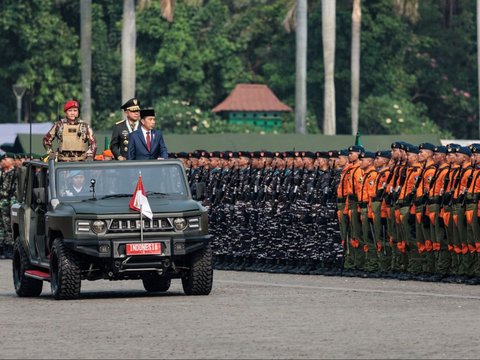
[
  {"xmin": 0, "ymin": 153, "xmax": 22, "ymax": 259},
  {"xmin": 178, "ymin": 149, "xmax": 344, "ymax": 275}
]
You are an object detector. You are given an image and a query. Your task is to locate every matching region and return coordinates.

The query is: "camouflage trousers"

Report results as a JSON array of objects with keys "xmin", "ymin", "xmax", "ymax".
[{"xmin": 0, "ymin": 199, "xmax": 13, "ymax": 247}]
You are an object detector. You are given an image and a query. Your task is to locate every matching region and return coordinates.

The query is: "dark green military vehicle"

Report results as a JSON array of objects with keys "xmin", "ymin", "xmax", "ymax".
[{"xmin": 10, "ymin": 159, "xmax": 212, "ymax": 300}]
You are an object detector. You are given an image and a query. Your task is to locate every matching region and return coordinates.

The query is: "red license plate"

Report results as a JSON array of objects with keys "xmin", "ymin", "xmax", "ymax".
[{"xmin": 126, "ymin": 242, "xmax": 162, "ymax": 255}]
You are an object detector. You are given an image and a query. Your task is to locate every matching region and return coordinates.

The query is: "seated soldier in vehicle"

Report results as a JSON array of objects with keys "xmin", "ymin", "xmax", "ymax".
[{"xmin": 64, "ymin": 170, "xmax": 90, "ymax": 196}]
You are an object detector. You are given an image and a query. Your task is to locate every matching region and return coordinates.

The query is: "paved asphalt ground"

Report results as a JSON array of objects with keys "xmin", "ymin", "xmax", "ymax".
[{"xmin": 0, "ymin": 260, "xmax": 479, "ymax": 359}]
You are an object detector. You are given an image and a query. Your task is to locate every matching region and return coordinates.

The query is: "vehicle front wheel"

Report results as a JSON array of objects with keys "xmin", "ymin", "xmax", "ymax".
[
  {"xmin": 12, "ymin": 237, "xmax": 43, "ymax": 297},
  {"xmin": 50, "ymin": 238, "xmax": 81, "ymax": 300},
  {"xmin": 142, "ymin": 274, "xmax": 171, "ymax": 292},
  {"xmin": 182, "ymin": 243, "xmax": 213, "ymax": 296}
]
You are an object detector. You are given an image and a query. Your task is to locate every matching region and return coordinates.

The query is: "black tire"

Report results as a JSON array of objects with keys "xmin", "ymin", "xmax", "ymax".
[
  {"xmin": 12, "ymin": 237, "xmax": 43, "ymax": 297},
  {"xmin": 182, "ymin": 243, "xmax": 213, "ymax": 295},
  {"xmin": 142, "ymin": 274, "xmax": 171, "ymax": 292},
  {"xmin": 50, "ymin": 238, "xmax": 81, "ymax": 300}
]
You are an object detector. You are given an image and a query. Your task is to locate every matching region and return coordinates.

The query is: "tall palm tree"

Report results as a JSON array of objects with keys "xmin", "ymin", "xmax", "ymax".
[
  {"xmin": 284, "ymin": 0, "xmax": 308, "ymax": 134},
  {"xmin": 122, "ymin": 0, "xmax": 136, "ymax": 103},
  {"xmin": 322, "ymin": 0, "xmax": 336, "ymax": 135},
  {"xmin": 80, "ymin": 0, "xmax": 92, "ymax": 125},
  {"xmin": 351, "ymin": 0, "xmax": 361, "ymax": 135},
  {"xmin": 295, "ymin": 0, "xmax": 307, "ymax": 134}
]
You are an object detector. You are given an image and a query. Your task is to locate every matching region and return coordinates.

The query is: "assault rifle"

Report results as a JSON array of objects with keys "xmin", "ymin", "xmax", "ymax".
[
  {"xmin": 377, "ymin": 161, "xmax": 398, "ymax": 202},
  {"xmin": 391, "ymin": 161, "xmax": 408, "ymax": 205},
  {"xmin": 439, "ymin": 163, "xmax": 452, "ymax": 207},
  {"xmin": 419, "ymin": 163, "xmax": 439, "ymax": 206},
  {"xmin": 306, "ymin": 167, "xmax": 321, "ymax": 204},
  {"xmin": 384, "ymin": 160, "xmax": 402, "ymax": 205},
  {"xmin": 405, "ymin": 161, "xmax": 427, "ymax": 207},
  {"xmin": 322, "ymin": 161, "xmax": 336, "ymax": 205}
]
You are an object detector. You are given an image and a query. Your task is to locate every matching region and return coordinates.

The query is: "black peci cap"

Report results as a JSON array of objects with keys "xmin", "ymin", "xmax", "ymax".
[{"xmin": 140, "ymin": 108, "xmax": 155, "ymax": 118}]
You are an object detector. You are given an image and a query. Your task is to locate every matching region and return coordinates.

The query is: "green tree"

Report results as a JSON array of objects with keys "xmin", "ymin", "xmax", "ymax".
[{"xmin": 0, "ymin": 1, "xmax": 80, "ymax": 123}]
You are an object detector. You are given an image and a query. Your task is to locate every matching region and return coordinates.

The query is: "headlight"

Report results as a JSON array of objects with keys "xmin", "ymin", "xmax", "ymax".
[
  {"xmin": 173, "ymin": 217, "xmax": 187, "ymax": 231},
  {"xmin": 91, "ymin": 220, "xmax": 107, "ymax": 234}
]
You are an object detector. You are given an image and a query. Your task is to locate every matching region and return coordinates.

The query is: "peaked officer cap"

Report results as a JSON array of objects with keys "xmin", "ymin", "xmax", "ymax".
[{"xmin": 121, "ymin": 98, "xmax": 141, "ymax": 111}]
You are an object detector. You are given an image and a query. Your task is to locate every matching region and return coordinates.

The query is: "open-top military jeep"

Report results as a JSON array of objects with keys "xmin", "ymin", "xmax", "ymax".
[{"xmin": 11, "ymin": 159, "xmax": 212, "ymax": 299}]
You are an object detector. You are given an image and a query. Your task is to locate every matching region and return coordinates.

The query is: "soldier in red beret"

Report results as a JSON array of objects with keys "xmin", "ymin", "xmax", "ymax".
[{"xmin": 43, "ymin": 99, "xmax": 97, "ymax": 161}]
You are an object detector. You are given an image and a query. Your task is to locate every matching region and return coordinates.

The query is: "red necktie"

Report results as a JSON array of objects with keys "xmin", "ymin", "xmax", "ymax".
[{"xmin": 146, "ymin": 131, "xmax": 151, "ymax": 152}]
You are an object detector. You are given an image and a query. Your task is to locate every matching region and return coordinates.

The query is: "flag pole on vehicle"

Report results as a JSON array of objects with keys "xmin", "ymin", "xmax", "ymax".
[{"xmin": 129, "ymin": 171, "xmax": 153, "ymax": 243}]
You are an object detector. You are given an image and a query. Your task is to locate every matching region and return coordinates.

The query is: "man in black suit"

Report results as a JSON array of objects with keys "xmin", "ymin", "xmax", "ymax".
[
  {"xmin": 110, "ymin": 98, "xmax": 141, "ymax": 160},
  {"xmin": 127, "ymin": 108, "xmax": 168, "ymax": 160}
]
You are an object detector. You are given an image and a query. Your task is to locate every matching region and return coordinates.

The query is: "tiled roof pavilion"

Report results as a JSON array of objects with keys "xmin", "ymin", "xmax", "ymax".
[{"xmin": 212, "ymin": 84, "xmax": 292, "ymax": 113}]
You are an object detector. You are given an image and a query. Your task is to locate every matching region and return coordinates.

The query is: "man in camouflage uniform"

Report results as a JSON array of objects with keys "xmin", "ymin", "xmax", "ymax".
[
  {"xmin": 43, "ymin": 99, "xmax": 97, "ymax": 161},
  {"xmin": 0, "ymin": 153, "xmax": 17, "ymax": 259}
]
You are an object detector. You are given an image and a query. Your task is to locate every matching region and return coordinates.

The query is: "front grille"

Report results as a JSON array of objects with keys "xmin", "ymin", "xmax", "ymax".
[{"xmin": 108, "ymin": 218, "xmax": 173, "ymax": 233}]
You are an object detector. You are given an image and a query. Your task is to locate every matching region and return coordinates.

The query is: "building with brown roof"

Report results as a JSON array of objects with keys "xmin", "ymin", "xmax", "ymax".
[{"xmin": 212, "ymin": 84, "xmax": 292, "ymax": 132}]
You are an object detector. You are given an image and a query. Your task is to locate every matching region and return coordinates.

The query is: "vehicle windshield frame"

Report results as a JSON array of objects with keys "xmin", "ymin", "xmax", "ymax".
[{"xmin": 54, "ymin": 161, "xmax": 189, "ymax": 202}]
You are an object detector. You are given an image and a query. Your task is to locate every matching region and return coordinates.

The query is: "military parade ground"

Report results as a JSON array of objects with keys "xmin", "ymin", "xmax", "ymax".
[{"xmin": 0, "ymin": 260, "xmax": 479, "ymax": 359}]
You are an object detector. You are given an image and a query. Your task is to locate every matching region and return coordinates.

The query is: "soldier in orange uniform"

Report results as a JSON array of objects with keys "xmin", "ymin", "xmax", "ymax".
[
  {"xmin": 395, "ymin": 144, "xmax": 423, "ymax": 279},
  {"xmin": 426, "ymin": 145, "xmax": 449, "ymax": 280},
  {"xmin": 465, "ymin": 144, "xmax": 480, "ymax": 284},
  {"xmin": 372, "ymin": 150, "xmax": 392, "ymax": 273},
  {"xmin": 450, "ymin": 146, "xmax": 473, "ymax": 281},
  {"xmin": 357, "ymin": 151, "xmax": 378, "ymax": 273},
  {"xmin": 414, "ymin": 143, "xmax": 437, "ymax": 277},
  {"xmin": 343, "ymin": 145, "xmax": 364, "ymax": 273},
  {"xmin": 336, "ymin": 149, "xmax": 351, "ymax": 267},
  {"xmin": 387, "ymin": 142, "xmax": 408, "ymax": 274}
]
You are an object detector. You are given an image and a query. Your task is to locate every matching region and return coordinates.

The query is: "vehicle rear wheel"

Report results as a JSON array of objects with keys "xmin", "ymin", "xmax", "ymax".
[
  {"xmin": 50, "ymin": 238, "xmax": 81, "ymax": 300},
  {"xmin": 182, "ymin": 243, "xmax": 213, "ymax": 295},
  {"xmin": 12, "ymin": 237, "xmax": 43, "ymax": 297},
  {"xmin": 142, "ymin": 274, "xmax": 171, "ymax": 292}
]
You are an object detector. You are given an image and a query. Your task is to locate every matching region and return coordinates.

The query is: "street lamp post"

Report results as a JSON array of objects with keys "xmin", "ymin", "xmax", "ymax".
[{"xmin": 12, "ymin": 84, "xmax": 26, "ymax": 123}]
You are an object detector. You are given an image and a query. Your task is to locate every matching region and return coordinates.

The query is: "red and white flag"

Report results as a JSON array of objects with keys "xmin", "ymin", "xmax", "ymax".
[{"xmin": 129, "ymin": 175, "xmax": 153, "ymax": 220}]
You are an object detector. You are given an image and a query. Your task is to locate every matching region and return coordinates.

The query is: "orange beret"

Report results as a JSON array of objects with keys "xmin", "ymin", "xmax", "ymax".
[{"xmin": 102, "ymin": 149, "xmax": 113, "ymax": 157}]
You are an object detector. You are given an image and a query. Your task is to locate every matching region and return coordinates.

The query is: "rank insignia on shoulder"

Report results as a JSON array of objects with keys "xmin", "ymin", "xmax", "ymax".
[{"xmin": 116, "ymin": 119, "xmax": 125, "ymax": 125}]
